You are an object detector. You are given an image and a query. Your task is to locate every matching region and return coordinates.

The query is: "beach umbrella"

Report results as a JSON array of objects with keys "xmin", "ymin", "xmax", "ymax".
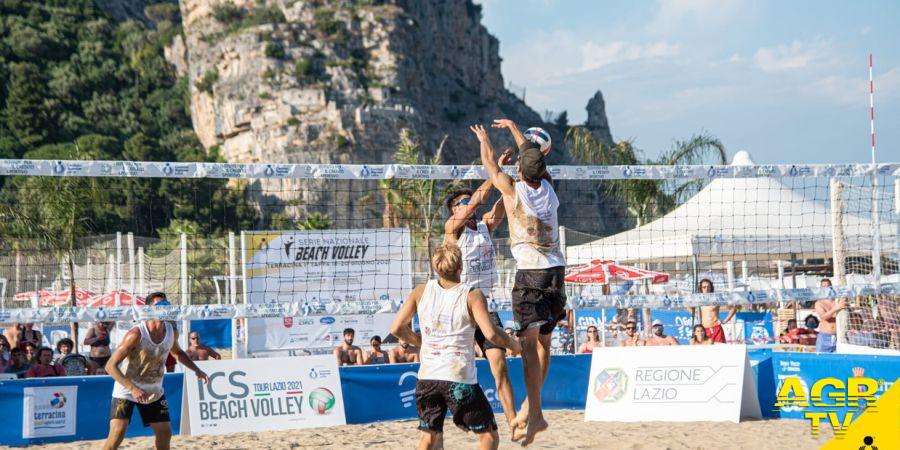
[
  {"xmin": 85, "ymin": 290, "xmax": 146, "ymax": 308},
  {"xmin": 38, "ymin": 288, "xmax": 97, "ymax": 307},
  {"xmin": 564, "ymin": 260, "xmax": 669, "ymax": 285}
]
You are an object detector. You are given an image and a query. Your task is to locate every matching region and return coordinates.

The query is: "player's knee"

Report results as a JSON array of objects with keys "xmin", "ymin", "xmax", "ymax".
[
  {"xmin": 419, "ymin": 430, "xmax": 439, "ymax": 447},
  {"xmin": 477, "ymin": 429, "xmax": 499, "ymax": 448}
]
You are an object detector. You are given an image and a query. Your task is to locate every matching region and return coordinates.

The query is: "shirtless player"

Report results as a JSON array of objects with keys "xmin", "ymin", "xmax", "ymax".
[{"xmin": 696, "ymin": 279, "xmax": 737, "ymax": 344}]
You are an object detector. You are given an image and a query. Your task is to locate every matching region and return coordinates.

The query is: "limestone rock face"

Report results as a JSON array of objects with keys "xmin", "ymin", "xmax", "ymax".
[
  {"xmin": 168, "ymin": 0, "xmax": 620, "ymax": 232},
  {"xmin": 585, "ymin": 90, "xmax": 613, "ymax": 145}
]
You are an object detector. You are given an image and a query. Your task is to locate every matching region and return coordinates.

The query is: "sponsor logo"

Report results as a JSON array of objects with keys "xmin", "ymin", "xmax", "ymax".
[
  {"xmin": 308, "ymin": 387, "xmax": 336, "ymax": 414},
  {"xmin": 283, "ymin": 317, "xmax": 293, "ymax": 328},
  {"xmin": 309, "ymin": 368, "xmax": 318, "ymax": 379},
  {"xmin": 264, "ymin": 164, "xmax": 275, "ymax": 177},
  {"xmin": 398, "ymin": 371, "xmax": 417, "ymax": 408},
  {"xmin": 360, "ymin": 165, "xmax": 371, "ymax": 177},
  {"xmin": 593, "ymin": 368, "xmax": 627, "ymax": 402},
  {"xmin": 320, "ymin": 316, "xmax": 335, "ymax": 325},
  {"xmin": 50, "ymin": 392, "xmax": 67, "ymax": 408},
  {"xmin": 450, "ymin": 166, "xmax": 460, "ymax": 178},
  {"xmin": 53, "ymin": 161, "xmax": 66, "ymax": 175},
  {"xmin": 163, "ymin": 163, "xmax": 174, "ymax": 176}
]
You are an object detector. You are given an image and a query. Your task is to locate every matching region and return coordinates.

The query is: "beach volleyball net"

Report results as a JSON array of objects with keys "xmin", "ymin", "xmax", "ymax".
[{"xmin": 0, "ymin": 159, "xmax": 897, "ymax": 351}]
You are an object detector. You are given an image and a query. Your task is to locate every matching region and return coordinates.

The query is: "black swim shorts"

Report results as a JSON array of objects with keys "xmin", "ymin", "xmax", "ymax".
[
  {"xmin": 415, "ymin": 380, "xmax": 497, "ymax": 433},
  {"xmin": 511, "ymin": 266, "xmax": 566, "ymax": 335},
  {"xmin": 110, "ymin": 395, "xmax": 170, "ymax": 427}
]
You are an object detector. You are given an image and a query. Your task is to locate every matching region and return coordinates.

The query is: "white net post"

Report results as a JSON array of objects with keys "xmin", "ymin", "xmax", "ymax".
[
  {"xmin": 180, "ymin": 232, "xmax": 190, "ymax": 351},
  {"xmin": 229, "ymin": 231, "xmax": 239, "ymax": 360},
  {"xmin": 115, "ymin": 231, "xmax": 122, "ymax": 306},
  {"xmin": 240, "ymin": 230, "xmax": 249, "ymax": 358}
]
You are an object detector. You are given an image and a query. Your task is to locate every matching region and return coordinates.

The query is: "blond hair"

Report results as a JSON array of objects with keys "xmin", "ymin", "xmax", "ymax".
[{"xmin": 432, "ymin": 244, "xmax": 462, "ymax": 279}]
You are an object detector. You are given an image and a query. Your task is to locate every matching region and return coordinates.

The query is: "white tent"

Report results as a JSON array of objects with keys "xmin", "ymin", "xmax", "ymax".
[{"xmin": 568, "ymin": 151, "xmax": 896, "ymax": 264}]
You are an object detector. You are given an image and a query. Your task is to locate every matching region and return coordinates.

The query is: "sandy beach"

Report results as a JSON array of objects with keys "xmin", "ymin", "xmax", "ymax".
[{"xmin": 9, "ymin": 410, "xmax": 832, "ymax": 450}]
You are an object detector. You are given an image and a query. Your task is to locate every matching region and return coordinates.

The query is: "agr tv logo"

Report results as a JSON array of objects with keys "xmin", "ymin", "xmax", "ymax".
[{"xmin": 774, "ymin": 371, "xmax": 880, "ymax": 436}]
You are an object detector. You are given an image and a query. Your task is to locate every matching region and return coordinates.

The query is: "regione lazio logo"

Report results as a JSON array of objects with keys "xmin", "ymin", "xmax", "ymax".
[
  {"xmin": 594, "ymin": 368, "xmax": 627, "ymax": 402},
  {"xmin": 308, "ymin": 387, "xmax": 336, "ymax": 415}
]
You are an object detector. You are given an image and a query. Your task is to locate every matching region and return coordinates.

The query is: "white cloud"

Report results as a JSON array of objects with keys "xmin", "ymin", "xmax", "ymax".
[
  {"xmin": 648, "ymin": 0, "xmax": 746, "ymax": 34},
  {"xmin": 752, "ymin": 39, "xmax": 833, "ymax": 72},
  {"xmin": 580, "ymin": 41, "xmax": 680, "ymax": 72}
]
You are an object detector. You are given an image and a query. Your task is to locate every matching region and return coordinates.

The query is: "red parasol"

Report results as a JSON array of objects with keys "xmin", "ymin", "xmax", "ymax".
[
  {"xmin": 564, "ymin": 260, "xmax": 669, "ymax": 285},
  {"xmin": 37, "ymin": 288, "xmax": 97, "ymax": 307},
  {"xmin": 84, "ymin": 290, "xmax": 146, "ymax": 308}
]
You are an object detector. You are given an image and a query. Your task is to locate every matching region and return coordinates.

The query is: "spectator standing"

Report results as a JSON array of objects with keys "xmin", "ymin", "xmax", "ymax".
[
  {"xmin": 696, "ymin": 279, "xmax": 737, "ymax": 344},
  {"xmin": 84, "ymin": 321, "xmax": 114, "ymax": 368},
  {"xmin": 2, "ymin": 324, "xmax": 20, "ymax": 350},
  {"xmin": 186, "ymin": 332, "xmax": 222, "ymax": 361},
  {"xmin": 17, "ymin": 323, "xmax": 43, "ymax": 350}
]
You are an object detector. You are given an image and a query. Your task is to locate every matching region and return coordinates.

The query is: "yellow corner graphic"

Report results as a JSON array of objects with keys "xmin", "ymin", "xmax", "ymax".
[{"xmin": 821, "ymin": 383, "xmax": 899, "ymax": 450}]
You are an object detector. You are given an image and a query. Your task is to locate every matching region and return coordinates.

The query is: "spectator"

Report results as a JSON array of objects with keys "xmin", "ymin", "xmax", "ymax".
[
  {"xmin": 504, "ymin": 328, "xmax": 521, "ymax": 357},
  {"xmin": 578, "ymin": 325, "xmax": 604, "ymax": 353},
  {"xmin": 646, "ymin": 320, "xmax": 679, "ymax": 346},
  {"xmin": 814, "ymin": 290, "xmax": 847, "ymax": 353},
  {"xmin": 389, "ymin": 337, "xmax": 420, "ymax": 363},
  {"xmin": 552, "ymin": 320, "xmax": 574, "ymax": 354},
  {"xmin": 83, "ymin": 321, "xmax": 113, "ymax": 368},
  {"xmin": 0, "ymin": 339, "xmax": 11, "ymax": 373},
  {"xmin": 186, "ymin": 332, "xmax": 222, "ymax": 361},
  {"xmin": 26, "ymin": 347, "xmax": 66, "ymax": 378},
  {"xmin": 621, "ymin": 321, "xmax": 645, "ymax": 346},
  {"xmin": 800, "ymin": 315, "xmax": 820, "ymax": 346},
  {"xmin": 334, "ymin": 327, "xmax": 363, "ymax": 366},
  {"xmin": 55, "ymin": 338, "xmax": 74, "ymax": 361},
  {"xmin": 4, "ymin": 347, "xmax": 31, "ymax": 378},
  {"xmin": 696, "ymin": 279, "xmax": 737, "ymax": 344},
  {"xmin": 364, "ymin": 335, "xmax": 389, "ymax": 365},
  {"xmin": 24, "ymin": 341, "xmax": 38, "ymax": 364},
  {"xmin": 690, "ymin": 325, "xmax": 713, "ymax": 345},
  {"xmin": 779, "ymin": 319, "xmax": 800, "ymax": 344},
  {"xmin": 2, "ymin": 323, "xmax": 19, "ymax": 350},
  {"xmin": 17, "ymin": 323, "xmax": 42, "ymax": 350}
]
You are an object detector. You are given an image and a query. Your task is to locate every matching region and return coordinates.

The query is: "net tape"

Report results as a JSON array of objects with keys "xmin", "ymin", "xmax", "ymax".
[
  {"xmin": 3, "ymin": 282, "xmax": 896, "ymax": 324},
  {"xmin": 2, "ymin": 159, "xmax": 899, "ymax": 180}
]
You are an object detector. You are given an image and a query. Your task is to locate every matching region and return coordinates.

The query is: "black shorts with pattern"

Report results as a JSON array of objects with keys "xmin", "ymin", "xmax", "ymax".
[
  {"xmin": 415, "ymin": 380, "xmax": 497, "ymax": 433},
  {"xmin": 511, "ymin": 266, "xmax": 567, "ymax": 335},
  {"xmin": 474, "ymin": 311, "xmax": 505, "ymax": 354},
  {"xmin": 110, "ymin": 395, "xmax": 170, "ymax": 427}
]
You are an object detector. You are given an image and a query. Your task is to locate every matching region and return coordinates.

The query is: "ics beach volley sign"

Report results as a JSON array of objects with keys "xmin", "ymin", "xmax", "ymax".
[
  {"xmin": 584, "ymin": 345, "xmax": 761, "ymax": 423},
  {"xmin": 184, "ymin": 355, "xmax": 347, "ymax": 435}
]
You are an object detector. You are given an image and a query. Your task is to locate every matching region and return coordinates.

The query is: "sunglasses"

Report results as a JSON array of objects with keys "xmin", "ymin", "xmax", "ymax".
[
  {"xmin": 625, "ymin": 326, "xmax": 636, "ymax": 330},
  {"xmin": 588, "ymin": 329, "xmax": 598, "ymax": 333},
  {"xmin": 190, "ymin": 336, "xmax": 199, "ymax": 340},
  {"xmin": 453, "ymin": 197, "xmax": 471, "ymax": 207}
]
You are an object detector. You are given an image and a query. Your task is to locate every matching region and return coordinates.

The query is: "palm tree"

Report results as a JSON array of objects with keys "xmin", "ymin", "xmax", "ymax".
[{"xmin": 565, "ymin": 128, "xmax": 726, "ymax": 226}]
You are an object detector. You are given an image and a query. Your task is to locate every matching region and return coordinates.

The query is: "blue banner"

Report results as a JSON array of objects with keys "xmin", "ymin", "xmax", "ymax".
[
  {"xmin": 189, "ymin": 319, "xmax": 232, "ymax": 349},
  {"xmin": 767, "ymin": 352, "xmax": 899, "ymax": 420},
  {"xmin": 340, "ymin": 355, "xmax": 591, "ymax": 424},
  {"xmin": 0, "ymin": 374, "xmax": 183, "ymax": 447}
]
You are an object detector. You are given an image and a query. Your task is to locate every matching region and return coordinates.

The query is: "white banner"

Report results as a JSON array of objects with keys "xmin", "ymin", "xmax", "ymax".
[
  {"xmin": 584, "ymin": 345, "xmax": 761, "ymax": 423},
  {"xmin": 22, "ymin": 386, "xmax": 77, "ymax": 439},
  {"xmin": 184, "ymin": 355, "xmax": 346, "ymax": 435},
  {"xmin": 1, "ymin": 159, "xmax": 896, "ymax": 180},
  {"xmin": 3, "ymin": 282, "xmax": 896, "ymax": 324},
  {"xmin": 245, "ymin": 229, "xmax": 411, "ymax": 352},
  {"xmin": 261, "ymin": 313, "xmax": 397, "ymax": 351}
]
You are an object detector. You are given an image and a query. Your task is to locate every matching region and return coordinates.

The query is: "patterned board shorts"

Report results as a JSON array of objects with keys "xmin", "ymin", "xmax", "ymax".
[{"xmin": 415, "ymin": 380, "xmax": 497, "ymax": 433}]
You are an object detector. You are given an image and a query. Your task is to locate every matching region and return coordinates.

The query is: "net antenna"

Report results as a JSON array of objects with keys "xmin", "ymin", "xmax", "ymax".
[{"xmin": 869, "ymin": 53, "xmax": 882, "ymax": 292}]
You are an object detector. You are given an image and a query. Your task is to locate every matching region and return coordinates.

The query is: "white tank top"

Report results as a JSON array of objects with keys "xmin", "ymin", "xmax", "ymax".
[
  {"xmin": 112, "ymin": 322, "xmax": 173, "ymax": 403},
  {"xmin": 417, "ymin": 280, "xmax": 477, "ymax": 384},
  {"xmin": 509, "ymin": 180, "xmax": 565, "ymax": 269},
  {"xmin": 458, "ymin": 221, "xmax": 497, "ymax": 297}
]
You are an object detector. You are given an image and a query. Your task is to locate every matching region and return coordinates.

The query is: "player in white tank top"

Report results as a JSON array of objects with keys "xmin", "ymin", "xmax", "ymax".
[
  {"xmin": 443, "ymin": 142, "xmax": 520, "ymax": 432},
  {"xmin": 103, "ymin": 292, "xmax": 209, "ymax": 450},
  {"xmin": 390, "ymin": 244, "xmax": 520, "ymax": 448}
]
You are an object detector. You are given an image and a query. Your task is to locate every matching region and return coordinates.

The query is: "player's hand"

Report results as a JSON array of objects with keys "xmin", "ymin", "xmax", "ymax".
[
  {"xmin": 498, "ymin": 147, "xmax": 513, "ymax": 165},
  {"xmin": 508, "ymin": 339, "xmax": 521, "ymax": 355},
  {"xmin": 195, "ymin": 369, "xmax": 209, "ymax": 383},
  {"xmin": 469, "ymin": 124, "xmax": 489, "ymax": 143},
  {"xmin": 491, "ymin": 119, "xmax": 515, "ymax": 129},
  {"xmin": 130, "ymin": 386, "xmax": 149, "ymax": 403}
]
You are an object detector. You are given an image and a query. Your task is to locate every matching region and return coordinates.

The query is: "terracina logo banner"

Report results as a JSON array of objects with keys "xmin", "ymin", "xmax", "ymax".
[
  {"xmin": 22, "ymin": 386, "xmax": 78, "ymax": 439},
  {"xmin": 185, "ymin": 355, "xmax": 346, "ymax": 435}
]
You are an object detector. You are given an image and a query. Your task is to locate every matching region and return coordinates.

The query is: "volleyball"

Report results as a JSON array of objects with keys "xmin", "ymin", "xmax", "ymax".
[{"xmin": 523, "ymin": 127, "xmax": 552, "ymax": 155}]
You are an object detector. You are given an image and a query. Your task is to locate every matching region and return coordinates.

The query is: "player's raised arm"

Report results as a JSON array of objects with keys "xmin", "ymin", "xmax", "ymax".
[
  {"xmin": 471, "ymin": 124, "xmax": 514, "ymax": 197},
  {"xmin": 492, "ymin": 118, "xmax": 528, "ymax": 148}
]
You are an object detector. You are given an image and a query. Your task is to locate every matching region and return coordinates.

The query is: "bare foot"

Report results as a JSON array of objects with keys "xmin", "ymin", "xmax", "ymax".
[
  {"xmin": 510, "ymin": 417, "xmax": 527, "ymax": 442},
  {"xmin": 520, "ymin": 416, "xmax": 548, "ymax": 447}
]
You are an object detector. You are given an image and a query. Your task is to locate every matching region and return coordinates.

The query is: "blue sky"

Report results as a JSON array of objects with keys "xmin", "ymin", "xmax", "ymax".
[{"xmin": 477, "ymin": 0, "xmax": 900, "ymax": 164}]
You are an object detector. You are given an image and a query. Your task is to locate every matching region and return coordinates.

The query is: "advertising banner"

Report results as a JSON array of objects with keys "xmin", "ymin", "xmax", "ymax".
[
  {"xmin": 585, "ymin": 345, "xmax": 761, "ymax": 422},
  {"xmin": 22, "ymin": 386, "xmax": 77, "ymax": 439},
  {"xmin": 184, "ymin": 355, "xmax": 346, "ymax": 435},
  {"xmin": 245, "ymin": 229, "xmax": 411, "ymax": 352}
]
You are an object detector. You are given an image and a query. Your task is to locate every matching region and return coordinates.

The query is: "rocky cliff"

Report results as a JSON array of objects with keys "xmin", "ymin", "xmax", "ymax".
[{"xmin": 151, "ymin": 0, "xmax": 620, "ymax": 232}]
